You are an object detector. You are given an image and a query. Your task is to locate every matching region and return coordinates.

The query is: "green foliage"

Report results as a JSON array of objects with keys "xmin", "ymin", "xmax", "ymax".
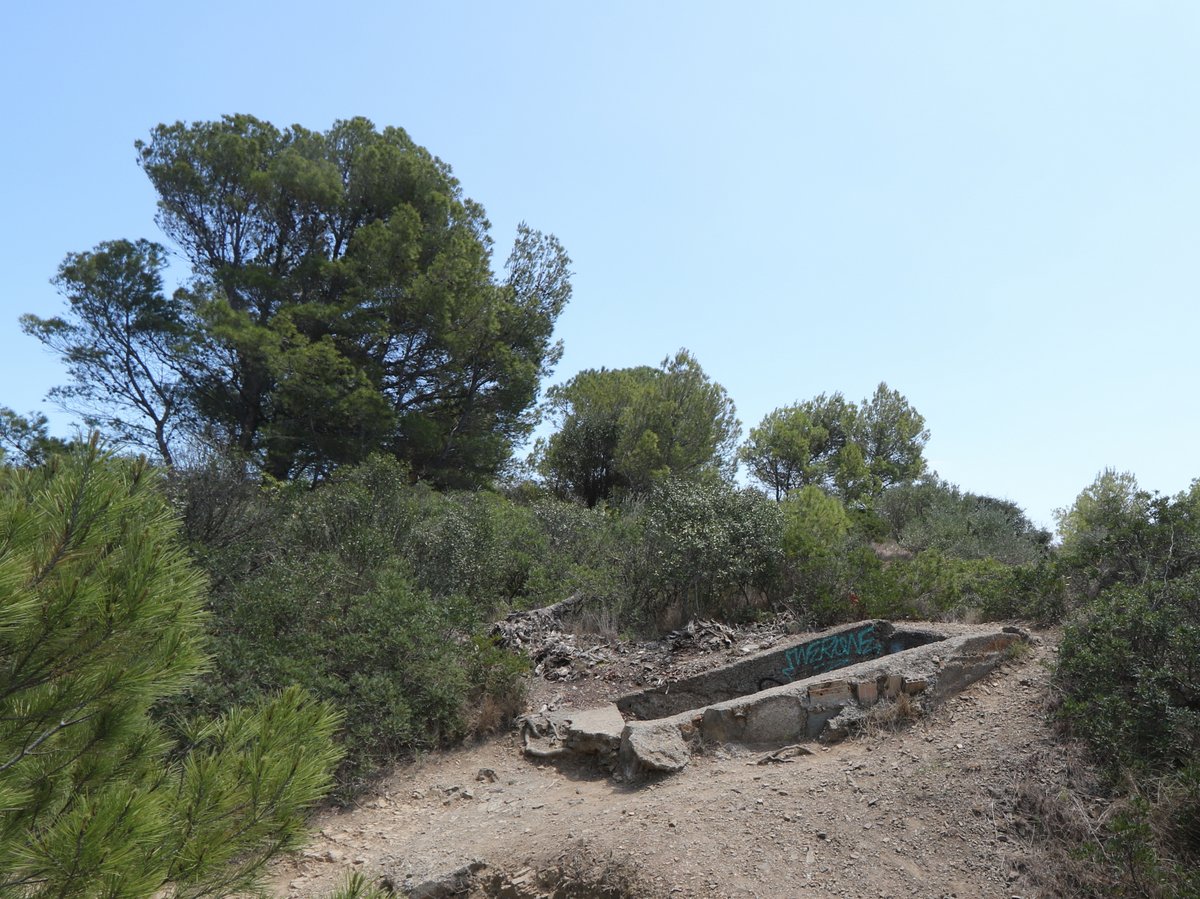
[
  {"xmin": 29, "ymin": 116, "xmax": 570, "ymax": 486},
  {"xmin": 1056, "ymin": 577, "xmax": 1200, "ymax": 778},
  {"xmin": 1056, "ymin": 468, "xmax": 1147, "ymax": 558},
  {"xmin": 879, "ymin": 477, "xmax": 1052, "ymax": 565},
  {"xmin": 326, "ymin": 873, "xmax": 395, "ymax": 899},
  {"xmin": 521, "ymin": 495, "xmax": 644, "ymax": 624},
  {"xmin": 1049, "ymin": 473, "xmax": 1200, "ymax": 897},
  {"xmin": 870, "ymin": 551, "xmax": 1015, "ymax": 618},
  {"xmin": 168, "ymin": 455, "xmax": 536, "ymax": 798},
  {"xmin": 21, "ymin": 239, "xmax": 192, "ymax": 464},
  {"xmin": 1055, "ymin": 470, "xmax": 1200, "ymax": 602},
  {"xmin": 0, "ymin": 408, "xmax": 72, "ymax": 467},
  {"xmin": 772, "ymin": 475, "xmax": 1056, "ymax": 626},
  {"xmin": 539, "ymin": 350, "xmax": 740, "ymax": 506},
  {"xmin": 1083, "ymin": 783, "xmax": 1200, "ymax": 899},
  {"xmin": 0, "ymin": 444, "xmax": 339, "ymax": 896},
  {"xmin": 407, "ymin": 489, "xmax": 549, "ymax": 606},
  {"xmin": 741, "ymin": 383, "xmax": 928, "ymax": 502},
  {"xmin": 856, "ymin": 383, "xmax": 931, "ymax": 491},
  {"xmin": 779, "ymin": 485, "xmax": 857, "ymax": 617},
  {"xmin": 628, "ymin": 479, "xmax": 783, "ymax": 625}
]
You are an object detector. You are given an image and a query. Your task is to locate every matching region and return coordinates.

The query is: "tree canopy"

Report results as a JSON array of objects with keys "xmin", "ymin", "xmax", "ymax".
[
  {"xmin": 24, "ymin": 115, "xmax": 570, "ymax": 486},
  {"xmin": 539, "ymin": 350, "xmax": 740, "ymax": 506},
  {"xmin": 740, "ymin": 383, "xmax": 929, "ymax": 501}
]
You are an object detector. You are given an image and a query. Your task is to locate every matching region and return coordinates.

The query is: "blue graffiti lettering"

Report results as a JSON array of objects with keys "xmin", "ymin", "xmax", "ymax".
[{"xmin": 781, "ymin": 624, "xmax": 882, "ymax": 680}]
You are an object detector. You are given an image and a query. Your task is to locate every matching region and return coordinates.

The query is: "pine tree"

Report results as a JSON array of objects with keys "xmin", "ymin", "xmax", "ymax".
[{"xmin": 0, "ymin": 440, "xmax": 341, "ymax": 897}]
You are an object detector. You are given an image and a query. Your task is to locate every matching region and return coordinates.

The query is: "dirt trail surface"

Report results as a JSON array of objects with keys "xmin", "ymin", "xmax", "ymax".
[{"xmin": 270, "ymin": 625, "xmax": 1064, "ymax": 898}]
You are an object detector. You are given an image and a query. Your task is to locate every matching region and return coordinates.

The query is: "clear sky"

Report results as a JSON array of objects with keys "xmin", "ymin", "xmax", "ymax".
[{"xmin": 3, "ymin": 1, "xmax": 1197, "ymax": 529}]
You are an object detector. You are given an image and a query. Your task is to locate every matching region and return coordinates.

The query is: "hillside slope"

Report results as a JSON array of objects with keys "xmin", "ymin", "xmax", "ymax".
[{"xmin": 271, "ymin": 631, "xmax": 1066, "ymax": 898}]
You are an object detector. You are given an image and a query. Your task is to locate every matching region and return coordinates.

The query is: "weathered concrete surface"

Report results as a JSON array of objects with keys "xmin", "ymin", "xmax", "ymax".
[
  {"xmin": 614, "ymin": 625, "xmax": 1027, "ymax": 780},
  {"xmin": 521, "ymin": 703, "xmax": 625, "ymax": 761},
  {"xmin": 617, "ymin": 620, "xmax": 945, "ymax": 720}
]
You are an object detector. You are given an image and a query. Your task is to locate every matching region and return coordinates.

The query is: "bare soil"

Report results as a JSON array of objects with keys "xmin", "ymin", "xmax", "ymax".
[{"xmin": 270, "ymin": 625, "xmax": 1068, "ymax": 898}]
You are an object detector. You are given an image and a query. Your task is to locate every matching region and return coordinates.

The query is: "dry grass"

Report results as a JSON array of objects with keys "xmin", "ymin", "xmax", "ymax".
[
  {"xmin": 1010, "ymin": 750, "xmax": 1200, "ymax": 898},
  {"xmin": 1003, "ymin": 637, "xmax": 1032, "ymax": 662},
  {"xmin": 859, "ymin": 692, "xmax": 920, "ymax": 738}
]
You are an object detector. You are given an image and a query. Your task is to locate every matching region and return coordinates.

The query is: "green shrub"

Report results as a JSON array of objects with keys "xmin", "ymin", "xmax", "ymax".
[
  {"xmin": 775, "ymin": 486, "xmax": 865, "ymax": 623},
  {"xmin": 522, "ymin": 497, "xmax": 640, "ymax": 628},
  {"xmin": 627, "ymin": 479, "xmax": 784, "ymax": 626},
  {"xmin": 878, "ymin": 477, "xmax": 1050, "ymax": 565},
  {"xmin": 407, "ymin": 489, "xmax": 548, "ymax": 609},
  {"xmin": 166, "ymin": 456, "xmax": 537, "ymax": 800},
  {"xmin": 1056, "ymin": 577, "xmax": 1200, "ymax": 778}
]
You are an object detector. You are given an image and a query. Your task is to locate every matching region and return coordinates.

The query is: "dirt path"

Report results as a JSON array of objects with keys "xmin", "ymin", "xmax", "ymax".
[{"xmin": 271, "ymin": 633, "xmax": 1063, "ymax": 898}]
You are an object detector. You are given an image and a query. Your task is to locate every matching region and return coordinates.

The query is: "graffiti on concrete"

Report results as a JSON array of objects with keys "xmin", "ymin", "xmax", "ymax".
[{"xmin": 781, "ymin": 624, "xmax": 883, "ymax": 680}]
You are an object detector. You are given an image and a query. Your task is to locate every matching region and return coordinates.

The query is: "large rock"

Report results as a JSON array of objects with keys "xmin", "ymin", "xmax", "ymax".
[{"xmin": 619, "ymin": 720, "xmax": 689, "ymax": 780}]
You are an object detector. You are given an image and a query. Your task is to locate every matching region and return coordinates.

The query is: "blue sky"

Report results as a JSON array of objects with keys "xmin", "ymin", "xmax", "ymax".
[{"xmin": 3, "ymin": 1, "xmax": 1197, "ymax": 528}]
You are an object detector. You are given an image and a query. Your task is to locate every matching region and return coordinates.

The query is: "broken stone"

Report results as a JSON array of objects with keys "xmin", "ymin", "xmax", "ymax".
[
  {"xmin": 563, "ymin": 704, "xmax": 626, "ymax": 758},
  {"xmin": 819, "ymin": 703, "xmax": 868, "ymax": 743},
  {"xmin": 903, "ymin": 678, "xmax": 928, "ymax": 695},
  {"xmin": 619, "ymin": 720, "xmax": 689, "ymax": 779},
  {"xmin": 808, "ymin": 681, "xmax": 853, "ymax": 708},
  {"xmin": 403, "ymin": 860, "xmax": 488, "ymax": 899}
]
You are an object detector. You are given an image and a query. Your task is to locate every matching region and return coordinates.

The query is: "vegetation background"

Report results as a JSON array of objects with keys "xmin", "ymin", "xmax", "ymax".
[{"xmin": 1, "ymin": 6, "xmax": 1199, "ymax": 895}]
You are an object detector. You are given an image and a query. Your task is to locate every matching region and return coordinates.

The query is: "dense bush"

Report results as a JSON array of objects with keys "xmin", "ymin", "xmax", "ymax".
[
  {"xmin": 866, "ymin": 552, "xmax": 1062, "ymax": 623},
  {"xmin": 1057, "ymin": 577, "xmax": 1200, "ymax": 778},
  {"xmin": 773, "ymin": 481, "xmax": 1060, "ymax": 626},
  {"xmin": 778, "ymin": 485, "xmax": 866, "ymax": 623},
  {"xmin": 877, "ymin": 477, "xmax": 1051, "ymax": 565},
  {"xmin": 1053, "ymin": 475, "xmax": 1200, "ymax": 770},
  {"xmin": 165, "ymin": 456, "xmax": 530, "ymax": 799},
  {"xmin": 628, "ymin": 479, "xmax": 784, "ymax": 627},
  {"xmin": 523, "ymin": 497, "xmax": 643, "ymax": 629},
  {"xmin": 1050, "ymin": 578, "xmax": 1200, "ymax": 896},
  {"xmin": 1048, "ymin": 475, "xmax": 1200, "ymax": 895}
]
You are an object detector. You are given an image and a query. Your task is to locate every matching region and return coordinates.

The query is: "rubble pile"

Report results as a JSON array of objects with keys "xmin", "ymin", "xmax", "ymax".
[{"xmin": 492, "ymin": 598, "xmax": 796, "ymax": 689}]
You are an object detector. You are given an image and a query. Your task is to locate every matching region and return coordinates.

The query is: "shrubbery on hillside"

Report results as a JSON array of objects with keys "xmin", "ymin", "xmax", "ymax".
[
  {"xmin": 1047, "ymin": 474, "xmax": 1200, "ymax": 895},
  {"xmin": 163, "ymin": 457, "xmax": 533, "ymax": 799}
]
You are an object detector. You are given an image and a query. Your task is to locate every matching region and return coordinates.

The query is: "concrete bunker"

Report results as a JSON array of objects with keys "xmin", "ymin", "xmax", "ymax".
[
  {"xmin": 615, "ymin": 620, "xmax": 944, "ymax": 721},
  {"xmin": 520, "ymin": 620, "xmax": 1028, "ymax": 783}
]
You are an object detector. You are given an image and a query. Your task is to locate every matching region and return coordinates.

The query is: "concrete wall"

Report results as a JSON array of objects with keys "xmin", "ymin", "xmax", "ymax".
[{"xmin": 617, "ymin": 620, "xmax": 945, "ymax": 720}]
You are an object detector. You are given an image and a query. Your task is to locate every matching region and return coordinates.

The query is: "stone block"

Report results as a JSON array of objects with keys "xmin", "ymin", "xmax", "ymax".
[
  {"xmin": 743, "ymin": 694, "xmax": 807, "ymax": 743},
  {"xmin": 700, "ymin": 706, "xmax": 746, "ymax": 743},
  {"xmin": 808, "ymin": 680, "xmax": 853, "ymax": 708},
  {"xmin": 883, "ymin": 674, "xmax": 903, "ymax": 699},
  {"xmin": 854, "ymin": 680, "xmax": 878, "ymax": 706},
  {"xmin": 564, "ymin": 704, "xmax": 626, "ymax": 757}
]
